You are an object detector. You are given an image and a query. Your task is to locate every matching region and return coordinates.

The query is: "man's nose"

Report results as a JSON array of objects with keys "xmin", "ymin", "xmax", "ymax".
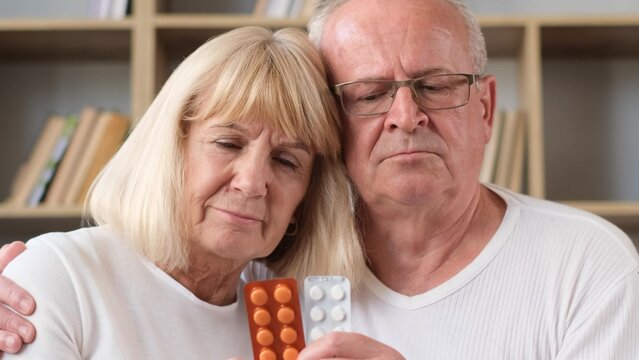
[
  {"xmin": 384, "ymin": 86, "xmax": 427, "ymax": 132},
  {"xmin": 231, "ymin": 155, "xmax": 269, "ymax": 198}
]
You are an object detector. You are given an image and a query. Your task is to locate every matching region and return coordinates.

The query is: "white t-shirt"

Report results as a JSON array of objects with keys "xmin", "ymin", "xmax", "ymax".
[
  {"xmin": 347, "ymin": 186, "xmax": 639, "ymax": 359},
  {"xmin": 3, "ymin": 226, "xmax": 254, "ymax": 360},
  {"xmin": 4, "ymin": 186, "xmax": 639, "ymax": 359}
]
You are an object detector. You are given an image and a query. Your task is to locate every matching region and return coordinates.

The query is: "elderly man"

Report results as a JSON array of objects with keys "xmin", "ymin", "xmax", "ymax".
[
  {"xmin": 297, "ymin": 0, "xmax": 639, "ymax": 358},
  {"xmin": 1, "ymin": 1, "xmax": 638, "ymax": 359}
]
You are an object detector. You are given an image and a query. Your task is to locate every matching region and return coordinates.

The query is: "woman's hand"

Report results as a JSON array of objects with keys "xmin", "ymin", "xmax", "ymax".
[
  {"xmin": 298, "ymin": 332, "xmax": 405, "ymax": 360},
  {"xmin": 0, "ymin": 241, "xmax": 36, "ymax": 353}
]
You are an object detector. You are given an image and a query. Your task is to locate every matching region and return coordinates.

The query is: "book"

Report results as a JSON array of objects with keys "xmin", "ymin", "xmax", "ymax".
[
  {"xmin": 252, "ymin": 0, "xmax": 269, "ymax": 16},
  {"xmin": 508, "ymin": 112, "xmax": 527, "ymax": 193},
  {"xmin": 264, "ymin": 0, "xmax": 294, "ymax": 18},
  {"xmin": 109, "ymin": 0, "xmax": 128, "ymax": 19},
  {"xmin": 26, "ymin": 115, "xmax": 80, "ymax": 207},
  {"xmin": 88, "ymin": 0, "xmax": 112, "ymax": 19},
  {"xmin": 43, "ymin": 106, "xmax": 100, "ymax": 206},
  {"xmin": 479, "ymin": 110, "xmax": 504, "ymax": 184},
  {"xmin": 64, "ymin": 111, "xmax": 130, "ymax": 205},
  {"xmin": 2, "ymin": 163, "xmax": 27, "ymax": 206},
  {"xmin": 7, "ymin": 115, "xmax": 66, "ymax": 207},
  {"xmin": 493, "ymin": 110, "xmax": 520, "ymax": 188}
]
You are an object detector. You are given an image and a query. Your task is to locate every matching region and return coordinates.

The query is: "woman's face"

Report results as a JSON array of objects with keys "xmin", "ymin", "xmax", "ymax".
[{"xmin": 183, "ymin": 116, "xmax": 314, "ymax": 263}]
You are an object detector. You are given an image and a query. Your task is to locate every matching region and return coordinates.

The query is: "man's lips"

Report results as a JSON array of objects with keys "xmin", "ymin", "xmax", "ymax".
[{"xmin": 385, "ymin": 150, "xmax": 433, "ymax": 161}]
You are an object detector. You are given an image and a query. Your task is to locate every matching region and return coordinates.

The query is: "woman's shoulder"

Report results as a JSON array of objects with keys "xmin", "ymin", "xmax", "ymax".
[{"xmin": 5, "ymin": 226, "xmax": 122, "ymax": 281}]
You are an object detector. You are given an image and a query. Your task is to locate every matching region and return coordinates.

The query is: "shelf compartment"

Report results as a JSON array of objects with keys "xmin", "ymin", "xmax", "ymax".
[
  {"xmin": 0, "ymin": 20, "xmax": 132, "ymax": 61},
  {"xmin": 540, "ymin": 17, "xmax": 639, "ymax": 58}
]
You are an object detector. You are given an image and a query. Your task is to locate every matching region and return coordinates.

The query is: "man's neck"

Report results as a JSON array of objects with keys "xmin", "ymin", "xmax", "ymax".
[{"xmin": 361, "ymin": 185, "xmax": 506, "ymax": 296}]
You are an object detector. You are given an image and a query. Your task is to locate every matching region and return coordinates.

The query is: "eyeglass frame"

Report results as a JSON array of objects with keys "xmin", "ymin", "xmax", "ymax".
[{"xmin": 333, "ymin": 73, "xmax": 482, "ymax": 117}]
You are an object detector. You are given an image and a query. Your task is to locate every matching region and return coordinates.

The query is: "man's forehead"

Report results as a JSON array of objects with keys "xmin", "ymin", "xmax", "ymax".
[{"xmin": 324, "ymin": 22, "xmax": 464, "ymax": 84}]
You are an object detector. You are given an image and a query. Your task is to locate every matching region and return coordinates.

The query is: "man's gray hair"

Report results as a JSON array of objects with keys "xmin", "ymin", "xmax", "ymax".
[{"xmin": 307, "ymin": 0, "xmax": 487, "ymax": 74}]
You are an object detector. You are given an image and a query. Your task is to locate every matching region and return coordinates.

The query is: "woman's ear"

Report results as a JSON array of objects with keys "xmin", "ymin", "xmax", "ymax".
[{"xmin": 285, "ymin": 218, "xmax": 298, "ymax": 236}]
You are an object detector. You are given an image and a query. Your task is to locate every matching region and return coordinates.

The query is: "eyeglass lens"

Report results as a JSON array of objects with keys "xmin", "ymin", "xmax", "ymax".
[{"xmin": 339, "ymin": 74, "xmax": 472, "ymax": 116}]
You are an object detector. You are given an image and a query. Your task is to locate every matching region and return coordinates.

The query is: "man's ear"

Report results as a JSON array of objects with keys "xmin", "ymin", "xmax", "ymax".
[{"xmin": 479, "ymin": 75, "xmax": 497, "ymax": 144}]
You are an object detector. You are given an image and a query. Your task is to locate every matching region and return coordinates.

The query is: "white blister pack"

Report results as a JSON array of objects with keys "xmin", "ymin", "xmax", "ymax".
[{"xmin": 302, "ymin": 276, "xmax": 351, "ymax": 343}]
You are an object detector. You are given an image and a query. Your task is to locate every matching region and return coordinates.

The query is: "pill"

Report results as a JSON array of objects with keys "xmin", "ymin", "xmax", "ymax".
[
  {"xmin": 256, "ymin": 328, "xmax": 274, "ymax": 346},
  {"xmin": 280, "ymin": 326, "xmax": 298, "ymax": 344},
  {"xmin": 310, "ymin": 306, "xmax": 325, "ymax": 322},
  {"xmin": 310, "ymin": 327, "xmax": 325, "ymax": 341},
  {"xmin": 330, "ymin": 284, "xmax": 345, "ymax": 300},
  {"xmin": 250, "ymin": 287, "xmax": 269, "ymax": 306},
  {"xmin": 331, "ymin": 306, "xmax": 346, "ymax": 322},
  {"xmin": 277, "ymin": 306, "xmax": 295, "ymax": 324},
  {"xmin": 282, "ymin": 347, "xmax": 299, "ymax": 360},
  {"xmin": 309, "ymin": 285, "xmax": 325, "ymax": 301},
  {"xmin": 259, "ymin": 348, "xmax": 276, "ymax": 360},
  {"xmin": 274, "ymin": 284, "xmax": 292, "ymax": 303},
  {"xmin": 253, "ymin": 308, "xmax": 271, "ymax": 326}
]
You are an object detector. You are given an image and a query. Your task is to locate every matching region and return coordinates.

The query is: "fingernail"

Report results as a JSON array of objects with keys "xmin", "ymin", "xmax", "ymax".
[
  {"xmin": 19, "ymin": 298, "xmax": 31, "ymax": 313},
  {"xmin": 19, "ymin": 325, "xmax": 29, "ymax": 339},
  {"xmin": 4, "ymin": 335, "xmax": 16, "ymax": 349}
]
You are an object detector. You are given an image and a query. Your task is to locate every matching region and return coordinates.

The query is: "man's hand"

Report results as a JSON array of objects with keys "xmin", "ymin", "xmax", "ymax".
[
  {"xmin": 298, "ymin": 332, "xmax": 405, "ymax": 360},
  {"xmin": 0, "ymin": 241, "xmax": 36, "ymax": 353}
]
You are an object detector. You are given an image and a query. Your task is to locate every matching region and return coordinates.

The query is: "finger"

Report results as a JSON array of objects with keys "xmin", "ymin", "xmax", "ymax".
[
  {"xmin": 0, "ymin": 242, "xmax": 27, "ymax": 272},
  {"xmin": 298, "ymin": 332, "xmax": 357, "ymax": 359},
  {"xmin": 299, "ymin": 332, "xmax": 404, "ymax": 360},
  {"xmin": 0, "ymin": 330, "xmax": 24, "ymax": 354},
  {"xmin": 0, "ymin": 305, "xmax": 35, "ymax": 344},
  {"xmin": 0, "ymin": 275, "xmax": 35, "ymax": 316}
]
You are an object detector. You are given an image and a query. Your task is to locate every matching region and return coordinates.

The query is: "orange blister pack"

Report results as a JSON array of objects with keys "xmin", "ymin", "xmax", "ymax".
[{"xmin": 244, "ymin": 278, "xmax": 305, "ymax": 360}]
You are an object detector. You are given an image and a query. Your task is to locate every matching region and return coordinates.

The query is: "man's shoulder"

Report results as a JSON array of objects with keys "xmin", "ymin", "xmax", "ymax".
[
  {"xmin": 491, "ymin": 185, "xmax": 639, "ymax": 268},
  {"xmin": 493, "ymin": 185, "xmax": 625, "ymax": 236}
]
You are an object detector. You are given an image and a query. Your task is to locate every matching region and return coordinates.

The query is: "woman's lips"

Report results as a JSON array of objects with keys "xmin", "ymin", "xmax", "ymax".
[{"xmin": 213, "ymin": 207, "xmax": 263, "ymax": 225}]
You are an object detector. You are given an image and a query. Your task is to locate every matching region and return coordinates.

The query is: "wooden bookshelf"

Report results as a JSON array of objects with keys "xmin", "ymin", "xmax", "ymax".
[{"xmin": 1, "ymin": 1, "xmax": 638, "ymax": 243}]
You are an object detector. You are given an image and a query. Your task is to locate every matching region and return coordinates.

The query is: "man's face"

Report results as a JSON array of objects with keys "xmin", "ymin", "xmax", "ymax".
[{"xmin": 321, "ymin": 0, "xmax": 494, "ymax": 209}]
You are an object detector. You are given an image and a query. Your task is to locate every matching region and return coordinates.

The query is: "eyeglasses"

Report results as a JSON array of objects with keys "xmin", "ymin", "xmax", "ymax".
[{"xmin": 333, "ymin": 73, "xmax": 481, "ymax": 117}]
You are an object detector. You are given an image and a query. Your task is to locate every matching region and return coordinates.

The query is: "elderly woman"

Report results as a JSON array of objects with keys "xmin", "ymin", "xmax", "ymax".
[{"xmin": 2, "ymin": 26, "xmax": 365, "ymax": 359}]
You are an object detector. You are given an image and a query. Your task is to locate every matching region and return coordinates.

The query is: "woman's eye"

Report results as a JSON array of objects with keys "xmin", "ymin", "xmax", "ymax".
[
  {"xmin": 214, "ymin": 140, "xmax": 241, "ymax": 149},
  {"xmin": 274, "ymin": 156, "xmax": 298, "ymax": 169}
]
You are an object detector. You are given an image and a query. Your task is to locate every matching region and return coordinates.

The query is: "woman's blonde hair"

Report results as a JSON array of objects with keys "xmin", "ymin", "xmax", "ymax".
[{"xmin": 86, "ymin": 26, "xmax": 365, "ymax": 284}]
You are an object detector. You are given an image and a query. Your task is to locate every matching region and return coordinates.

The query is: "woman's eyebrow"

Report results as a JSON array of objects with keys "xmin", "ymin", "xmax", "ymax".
[{"xmin": 279, "ymin": 141, "xmax": 311, "ymax": 155}]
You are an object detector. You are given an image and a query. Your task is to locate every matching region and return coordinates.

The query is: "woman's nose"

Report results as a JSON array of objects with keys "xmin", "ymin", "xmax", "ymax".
[{"xmin": 230, "ymin": 155, "xmax": 270, "ymax": 198}]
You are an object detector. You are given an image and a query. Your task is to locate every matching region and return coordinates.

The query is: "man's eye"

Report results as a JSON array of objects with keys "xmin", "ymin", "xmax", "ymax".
[
  {"xmin": 417, "ymin": 83, "xmax": 446, "ymax": 92},
  {"xmin": 357, "ymin": 90, "xmax": 389, "ymax": 103}
]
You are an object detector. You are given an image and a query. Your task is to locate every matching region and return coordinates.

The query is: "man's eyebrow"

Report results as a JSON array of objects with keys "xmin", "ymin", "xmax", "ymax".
[
  {"xmin": 348, "ymin": 68, "xmax": 452, "ymax": 81},
  {"xmin": 412, "ymin": 67, "xmax": 451, "ymax": 78}
]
